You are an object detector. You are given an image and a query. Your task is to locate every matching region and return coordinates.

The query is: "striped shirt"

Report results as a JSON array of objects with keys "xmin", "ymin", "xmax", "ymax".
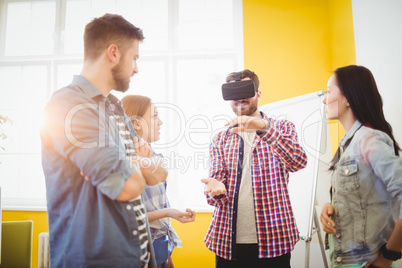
[
  {"xmin": 204, "ymin": 111, "xmax": 307, "ymax": 260},
  {"xmin": 142, "ymin": 182, "xmax": 182, "ymax": 248},
  {"xmin": 114, "ymin": 114, "xmax": 150, "ymax": 266}
]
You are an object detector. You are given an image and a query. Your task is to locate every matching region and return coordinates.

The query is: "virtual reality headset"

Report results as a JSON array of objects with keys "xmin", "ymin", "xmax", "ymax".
[{"xmin": 221, "ymin": 72, "xmax": 256, "ymax": 101}]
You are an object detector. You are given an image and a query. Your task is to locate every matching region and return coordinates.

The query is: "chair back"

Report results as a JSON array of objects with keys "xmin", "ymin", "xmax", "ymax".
[{"xmin": 1, "ymin": 220, "xmax": 33, "ymax": 268}]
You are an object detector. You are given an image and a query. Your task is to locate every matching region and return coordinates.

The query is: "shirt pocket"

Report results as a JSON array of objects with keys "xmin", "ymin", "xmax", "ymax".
[{"xmin": 338, "ymin": 160, "xmax": 359, "ymax": 192}]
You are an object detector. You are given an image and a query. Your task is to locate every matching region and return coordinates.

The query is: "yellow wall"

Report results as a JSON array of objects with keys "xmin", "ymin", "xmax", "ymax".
[
  {"xmin": 2, "ymin": 0, "xmax": 356, "ymax": 267},
  {"xmin": 327, "ymin": 0, "xmax": 357, "ymax": 146},
  {"xmin": 243, "ymin": 0, "xmax": 355, "ymax": 105},
  {"xmin": 244, "ymin": 0, "xmax": 331, "ymax": 104},
  {"xmin": 243, "ymin": 0, "xmax": 356, "ymax": 151},
  {"xmin": 170, "ymin": 213, "xmax": 215, "ymax": 267}
]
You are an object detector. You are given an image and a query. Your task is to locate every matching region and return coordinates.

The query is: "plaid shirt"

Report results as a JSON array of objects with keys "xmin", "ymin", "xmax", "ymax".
[{"xmin": 204, "ymin": 111, "xmax": 307, "ymax": 260}]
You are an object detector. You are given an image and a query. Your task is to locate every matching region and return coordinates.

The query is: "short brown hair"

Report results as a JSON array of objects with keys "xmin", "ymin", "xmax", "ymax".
[
  {"xmin": 84, "ymin": 13, "xmax": 145, "ymax": 61},
  {"xmin": 225, "ymin": 69, "xmax": 260, "ymax": 91},
  {"xmin": 121, "ymin": 95, "xmax": 152, "ymax": 123}
]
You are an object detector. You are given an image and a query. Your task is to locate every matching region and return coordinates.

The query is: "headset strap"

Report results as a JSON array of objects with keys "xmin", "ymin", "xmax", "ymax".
[{"xmin": 235, "ymin": 71, "xmax": 242, "ymax": 81}]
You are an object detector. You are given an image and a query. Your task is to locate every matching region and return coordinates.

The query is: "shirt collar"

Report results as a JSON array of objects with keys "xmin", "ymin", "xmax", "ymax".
[
  {"xmin": 340, "ymin": 120, "xmax": 362, "ymax": 147},
  {"xmin": 107, "ymin": 93, "xmax": 120, "ymax": 106},
  {"xmin": 70, "ymin": 75, "xmax": 123, "ymax": 117},
  {"xmin": 70, "ymin": 75, "xmax": 104, "ymax": 100},
  {"xmin": 259, "ymin": 110, "xmax": 268, "ymax": 120}
]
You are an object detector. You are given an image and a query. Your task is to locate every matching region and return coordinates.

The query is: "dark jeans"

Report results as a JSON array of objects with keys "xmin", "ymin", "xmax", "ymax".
[{"xmin": 216, "ymin": 244, "xmax": 291, "ymax": 268}]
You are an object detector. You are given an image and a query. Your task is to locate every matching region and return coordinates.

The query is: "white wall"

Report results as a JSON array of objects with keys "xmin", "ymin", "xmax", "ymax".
[
  {"xmin": 352, "ymin": 1, "xmax": 402, "ymax": 267},
  {"xmin": 352, "ymin": 0, "xmax": 402, "ymax": 146}
]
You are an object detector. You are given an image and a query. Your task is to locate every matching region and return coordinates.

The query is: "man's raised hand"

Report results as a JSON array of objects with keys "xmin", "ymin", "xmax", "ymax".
[{"xmin": 225, "ymin": 116, "xmax": 268, "ymax": 133}]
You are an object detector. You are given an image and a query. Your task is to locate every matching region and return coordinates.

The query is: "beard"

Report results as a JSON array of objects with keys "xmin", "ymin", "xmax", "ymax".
[
  {"xmin": 111, "ymin": 62, "xmax": 130, "ymax": 93},
  {"xmin": 230, "ymin": 98, "xmax": 258, "ymax": 116}
]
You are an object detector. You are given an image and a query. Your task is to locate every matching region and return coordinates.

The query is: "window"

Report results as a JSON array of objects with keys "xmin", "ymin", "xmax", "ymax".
[{"xmin": 0, "ymin": 0, "xmax": 243, "ymax": 211}]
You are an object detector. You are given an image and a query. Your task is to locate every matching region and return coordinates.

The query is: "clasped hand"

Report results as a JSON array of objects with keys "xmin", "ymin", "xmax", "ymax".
[
  {"xmin": 81, "ymin": 136, "xmax": 154, "ymax": 182},
  {"xmin": 170, "ymin": 208, "xmax": 196, "ymax": 223},
  {"xmin": 133, "ymin": 136, "xmax": 153, "ymax": 157}
]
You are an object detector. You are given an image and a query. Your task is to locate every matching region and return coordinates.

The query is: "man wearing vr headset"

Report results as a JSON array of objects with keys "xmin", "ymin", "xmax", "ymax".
[{"xmin": 202, "ymin": 69, "xmax": 307, "ymax": 267}]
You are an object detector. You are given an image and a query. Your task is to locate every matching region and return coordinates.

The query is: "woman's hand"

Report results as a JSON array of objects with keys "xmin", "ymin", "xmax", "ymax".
[
  {"xmin": 169, "ymin": 208, "xmax": 195, "ymax": 223},
  {"xmin": 133, "ymin": 136, "xmax": 153, "ymax": 157},
  {"xmin": 320, "ymin": 202, "xmax": 336, "ymax": 234},
  {"xmin": 363, "ymin": 254, "xmax": 393, "ymax": 268},
  {"xmin": 167, "ymin": 255, "xmax": 174, "ymax": 268}
]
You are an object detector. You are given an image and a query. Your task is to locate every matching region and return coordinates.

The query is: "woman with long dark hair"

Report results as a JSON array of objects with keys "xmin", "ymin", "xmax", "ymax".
[{"xmin": 320, "ymin": 65, "xmax": 402, "ymax": 268}]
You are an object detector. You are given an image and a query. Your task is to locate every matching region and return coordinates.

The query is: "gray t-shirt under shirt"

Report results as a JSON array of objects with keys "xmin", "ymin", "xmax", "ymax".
[{"xmin": 236, "ymin": 131, "xmax": 258, "ymax": 243}]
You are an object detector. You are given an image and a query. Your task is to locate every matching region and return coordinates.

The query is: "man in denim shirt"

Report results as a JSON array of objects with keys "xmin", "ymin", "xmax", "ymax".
[{"xmin": 41, "ymin": 14, "xmax": 167, "ymax": 267}]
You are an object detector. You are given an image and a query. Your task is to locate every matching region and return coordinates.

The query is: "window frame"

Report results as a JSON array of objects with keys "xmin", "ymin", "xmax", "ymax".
[{"xmin": 0, "ymin": 0, "xmax": 244, "ymax": 211}]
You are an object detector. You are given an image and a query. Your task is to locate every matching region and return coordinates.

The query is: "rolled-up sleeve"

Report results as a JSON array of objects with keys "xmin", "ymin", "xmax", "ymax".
[
  {"xmin": 42, "ymin": 90, "xmax": 136, "ymax": 200},
  {"xmin": 206, "ymin": 132, "xmax": 229, "ymax": 207},
  {"xmin": 97, "ymin": 158, "xmax": 138, "ymax": 199},
  {"xmin": 258, "ymin": 119, "xmax": 307, "ymax": 172}
]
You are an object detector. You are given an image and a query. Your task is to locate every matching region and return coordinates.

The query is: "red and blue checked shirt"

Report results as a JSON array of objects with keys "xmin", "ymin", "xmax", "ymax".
[{"xmin": 204, "ymin": 111, "xmax": 307, "ymax": 260}]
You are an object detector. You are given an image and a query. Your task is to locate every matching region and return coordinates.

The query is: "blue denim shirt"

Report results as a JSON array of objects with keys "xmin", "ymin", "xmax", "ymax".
[
  {"xmin": 330, "ymin": 120, "xmax": 402, "ymax": 265},
  {"xmin": 41, "ymin": 75, "xmax": 156, "ymax": 267}
]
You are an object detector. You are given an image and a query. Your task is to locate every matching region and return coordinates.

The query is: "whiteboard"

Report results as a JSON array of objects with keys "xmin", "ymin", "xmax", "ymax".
[{"xmin": 259, "ymin": 91, "xmax": 332, "ymax": 238}]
